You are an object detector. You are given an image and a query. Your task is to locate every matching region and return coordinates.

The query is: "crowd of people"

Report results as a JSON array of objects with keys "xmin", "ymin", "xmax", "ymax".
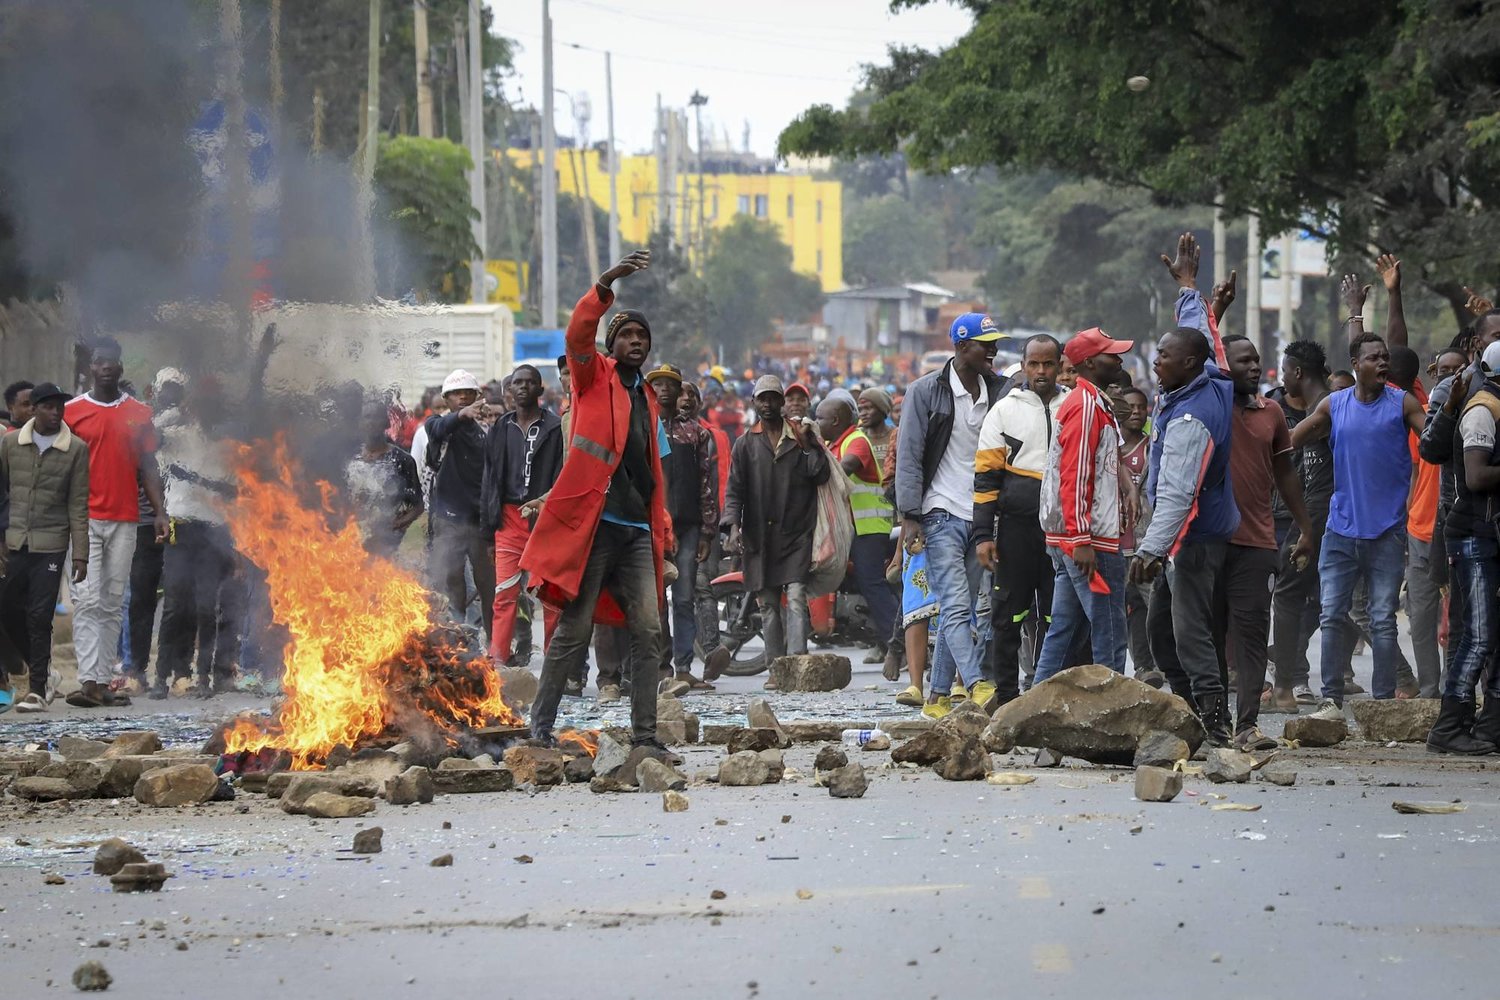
[{"xmin": 4, "ymin": 233, "xmax": 1499, "ymax": 759}]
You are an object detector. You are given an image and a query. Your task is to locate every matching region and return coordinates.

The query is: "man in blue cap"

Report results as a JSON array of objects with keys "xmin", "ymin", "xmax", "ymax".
[{"xmin": 894, "ymin": 312, "xmax": 1004, "ymax": 718}]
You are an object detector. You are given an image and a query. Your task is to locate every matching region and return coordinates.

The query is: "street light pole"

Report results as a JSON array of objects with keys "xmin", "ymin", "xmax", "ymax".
[
  {"xmin": 689, "ymin": 90, "xmax": 708, "ymax": 264},
  {"xmin": 541, "ymin": 0, "xmax": 558, "ymax": 327},
  {"xmin": 605, "ymin": 51, "xmax": 620, "ymax": 264}
]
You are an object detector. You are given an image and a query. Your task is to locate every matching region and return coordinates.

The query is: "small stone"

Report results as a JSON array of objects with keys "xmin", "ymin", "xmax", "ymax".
[
  {"xmin": 175, "ymin": 941, "xmax": 188, "ymax": 951},
  {"xmin": 726, "ymin": 728, "xmax": 782, "ymax": 754},
  {"xmin": 861, "ymin": 733, "xmax": 891, "ymax": 751},
  {"xmin": 767, "ymin": 653, "xmax": 853, "ymax": 692},
  {"xmin": 1133, "ymin": 731, "xmax": 1190, "ymax": 768},
  {"xmin": 710, "ymin": 889, "xmax": 726, "ymax": 900},
  {"xmin": 300, "ymin": 792, "xmax": 377, "ymax": 819},
  {"xmin": 44, "ymin": 872, "xmax": 65, "ymax": 885},
  {"xmin": 133, "ymin": 765, "xmax": 221, "ymax": 807},
  {"xmin": 384, "ymin": 767, "xmax": 435, "ymax": 805},
  {"xmin": 1034, "ymin": 747, "xmax": 1064, "ymax": 768},
  {"xmin": 891, "ymin": 730, "xmax": 960, "ymax": 766},
  {"xmin": 502, "ymin": 746, "xmax": 565, "ymax": 786},
  {"xmin": 351, "ymin": 827, "xmax": 383, "ymax": 854},
  {"xmin": 636, "ymin": 758, "xmax": 688, "ymax": 792},
  {"xmin": 662, "ymin": 790, "xmax": 690, "ymax": 812},
  {"xmin": 72, "ymin": 961, "xmax": 112, "ymax": 992},
  {"xmin": 514, "ymin": 854, "xmax": 533, "ymax": 864},
  {"xmin": 563, "ymin": 756, "xmax": 595, "ymax": 783},
  {"xmin": 1261, "ymin": 764, "xmax": 1298, "ymax": 787},
  {"xmin": 717, "ymin": 751, "xmax": 771, "ymax": 787},
  {"xmin": 1133, "ymin": 765, "xmax": 1184, "ymax": 802},
  {"xmin": 430, "ymin": 853, "xmax": 454, "ymax": 867},
  {"xmin": 588, "ymin": 775, "xmax": 638, "ymax": 794},
  {"xmin": 104, "ymin": 731, "xmax": 162, "ymax": 758},
  {"xmin": 1203, "ymin": 748, "xmax": 1253, "ymax": 784},
  {"xmin": 592, "ymin": 733, "xmax": 631, "ymax": 778},
  {"xmin": 745, "ymin": 699, "xmax": 791, "ymax": 747},
  {"xmin": 827, "ymin": 762, "xmax": 868, "ymax": 798},
  {"xmin": 93, "ymin": 838, "xmax": 146, "ymax": 876},
  {"xmin": 934, "ymin": 738, "xmax": 993, "ymax": 781},
  {"xmin": 813, "ymin": 746, "xmax": 849, "ymax": 772},
  {"xmin": 1283, "ymin": 715, "xmax": 1348, "ymax": 748},
  {"xmin": 934, "ymin": 701, "xmax": 989, "ymax": 742}
]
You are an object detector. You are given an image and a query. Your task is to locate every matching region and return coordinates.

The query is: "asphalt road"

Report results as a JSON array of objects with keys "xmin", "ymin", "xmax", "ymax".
[{"xmin": 4, "ymin": 644, "xmax": 1500, "ymax": 999}]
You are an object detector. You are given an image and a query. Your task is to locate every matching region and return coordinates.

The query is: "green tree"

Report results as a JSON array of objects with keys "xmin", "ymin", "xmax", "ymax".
[
  {"xmin": 780, "ymin": 0, "xmax": 1500, "ymax": 321},
  {"xmin": 617, "ymin": 229, "xmax": 710, "ymax": 363},
  {"xmin": 843, "ymin": 193, "xmax": 944, "ymax": 286},
  {"xmin": 703, "ymin": 218, "xmax": 823, "ymax": 363},
  {"xmin": 373, "ymin": 135, "xmax": 479, "ymax": 302}
]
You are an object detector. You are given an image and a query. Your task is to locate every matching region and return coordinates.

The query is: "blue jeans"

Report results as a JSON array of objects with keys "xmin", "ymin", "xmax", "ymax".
[
  {"xmin": 669, "ymin": 525, "xmax": 700, "ymax": 669},
  {"xmin": 1443, "ymin": 535, "xmax": 1500, "ymax": 701},
  {"xmin": 1033, "ymin": 547, "xmax": 1127, "ymax": 682},
  {"xmin": 922, "ymin": 509, "xmax": 982, "ymax": 695},
  {"xmin": 1318, "ymin": 526, "xmax": 1406, "ymax": 702}
]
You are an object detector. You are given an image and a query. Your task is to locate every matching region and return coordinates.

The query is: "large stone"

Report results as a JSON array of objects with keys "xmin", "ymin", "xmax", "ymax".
[
  {"xmin": 301, "ymin": 792, "xmax": 377, "ymax": 819},
  {"xmin": 757, "ymin": 749, "xmax": 786, "ymax": 783},
  {"xmin": 94, "ymin": 758, "xmax": 158, "ymax": 799},
  {"xmin": 727, "ymin": 728, "xmax": 782, "ymax": 755},
  {"xmin": 436, "ymin": 757, "xmax": 479, "ymax": 770},
  {"xmin": 12, "ymin": 776, "xmax": 87, "ymax": 801},
  {"xmin": 503, "ymin": 746, "xmax": 565, "ymax": 786},
  {"xmin": 104, "ymin": 731, "xmax": 162, "ymax": 758},
  {"xmin": 717, "ymin": 751, "xmax": 771, "ymax": 786},
  {"xmin": 335, "ymin": 754, "xmax": 404, "ymax": 789},
  {"xmin": 267, "ymin": 769, "xmax": 380, "ymax": 800},
  {"xmin": 93, "ymin": 838, "xmax": 147, "ymax": 876},
  {"xmin": 935, "ymin": 701, "xmax": 989, "ymax": 742},
  {"xmin": 1202, "ymin": 748, "xmax": 1253, "ymax": 784},
  {"xmin": 133, "ymin": 765, "xmax": 221, "ymax": 807},
  {"xmin": 37, "ymin": 760, "xmax": 107, "ymax": 797},
  {"xmin": 813, "ymin": 746, "xmax": 849, "ymax": 772},
  {"xmin": 657, "ymin": 696, "xmax": 687, "ymax": 721},
  {"xmin": 563, "ymin": 756, "xmax": 595, "ymax": 783},
  {"xmin": 1352, "ymin": 699, "xmax": 1440, "ymax": 743},
  {"xmin": 827, "ymin": 762, "xmax": 868, "ymax": 798},
  {"xmin": 1284, "ymin": 714, "xmax": 1348, "ymax": 747},
  {"xmin": 497, "ymin": 667, "xmax": 539, "ymax": 711},
  {"xmin": 0, "ymin": 750, "xmax": 52, "ymax": 778},
  {"xmin": 432, "ymin": 767, "xmax": 514, "ymax": 794},
  {"xmin": 982, "ymin": 665, "xmax": 1205, "ymax": 764},
  {"xmin": 384, "ymin": 766, "xmax": 435, "ymax": 805},
  {"xmin": 684, "ymin": 713, "xmax": 700, "ymax": 744},
  {"xmin": 746, "ymin": 699, "xmax": 791, "ymax": 747},
  {"xmin": 58, "ymin": 737, "xmax": 109, "ymax": 760},
  {"xmin": 768, "ymin": 653, "xmax": 852, "ymax": 692},
  {"xmin": 593, "ymin": 733, "xmax": 631, "ymax": 779},
  {"xmin": 933, "ymin": 737, "xmax": 993, "ymax": 781},
  {"xmin": 655, "ymin": 697, "xmax": 688, "ymax": 745},
  {"xmin": 280, "ymin": 773, "xmax": 378, "ymax": 814},
  {"xmin": 1133, "ymin": 766, "xmax": 1183, "ymax": 802},
  {"xmin": 1133, "ymin": 732, "xmax": 1191, "ymax": 769},
  {"xmin": 635, "ymin": 758, "xmax": 688, "ymax": 792},
  {"xmin": 892, "ymin": 730, "xmax": 961, "ymax": 766}
]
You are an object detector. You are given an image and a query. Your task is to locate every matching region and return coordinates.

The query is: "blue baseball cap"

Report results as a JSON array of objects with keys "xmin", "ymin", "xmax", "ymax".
[{"xmin": 950, "ymin": 312, "xmax": 1002, "ymax": 345}]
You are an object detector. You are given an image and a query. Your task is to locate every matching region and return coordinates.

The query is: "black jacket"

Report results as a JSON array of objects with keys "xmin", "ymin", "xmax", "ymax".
[
  {"xmin": 893, "ymin": 358, "xmax": 1004, "ymax": 519},
  {"xmin": 478, "ymin": 409, "xmax": 564, "ymax": 534}
]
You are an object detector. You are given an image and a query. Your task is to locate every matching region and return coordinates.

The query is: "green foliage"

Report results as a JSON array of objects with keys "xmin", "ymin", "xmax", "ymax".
[
  {"xmin": 843, "ymin": 193, "xmax": 945, "ymax": 286},
  {"xmin": 617, "ymin": 229, "xmax": 709, "ymax": 363},
  {"xmin": 703, "ymin": 218, "xmax": 824, "ymax": 363},
  {"xmin": 373, "ymin": 135, "xmax": 479, "ymax": 302},
  {"xmin": 780, "ymin": 0, "xmax": 1500, "ymax": 317}
]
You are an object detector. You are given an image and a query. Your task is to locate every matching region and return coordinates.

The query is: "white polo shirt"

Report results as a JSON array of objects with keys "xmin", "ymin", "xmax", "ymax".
[{"xmin": 921, "ymin": 365, "xmax": 988, "ymax": 521}]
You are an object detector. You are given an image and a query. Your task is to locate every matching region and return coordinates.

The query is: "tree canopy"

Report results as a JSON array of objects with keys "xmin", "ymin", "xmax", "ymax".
[
  {"xmin": 373, "ymin": 135, "xmax": 479, "ymax": 302},
  {"xmin": 703, "ymin": 218, "xmax": 824, "ymax": 363},
  {"xmin": 779, "ymin": 0, "xmax": 1500, "ymax": 318}
]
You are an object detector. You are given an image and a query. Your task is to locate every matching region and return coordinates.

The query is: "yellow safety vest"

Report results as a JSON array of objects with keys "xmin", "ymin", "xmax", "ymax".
[{"xmin": 840, "ymin": 428, "xmax": 894, "ymax": 537}]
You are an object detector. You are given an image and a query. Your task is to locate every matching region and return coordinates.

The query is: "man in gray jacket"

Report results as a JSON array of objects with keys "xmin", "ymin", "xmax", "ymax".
[{"xmin": 0, "ymin": 382, "xmax": 89, "ymax": 713}]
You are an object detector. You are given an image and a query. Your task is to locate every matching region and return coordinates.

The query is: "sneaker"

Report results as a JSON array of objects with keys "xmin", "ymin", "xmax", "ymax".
[
  {"xmin": 894, "ymin": 684, "xmax": 924, "ymax": 707},
  {"xmin": 703, "ymin": 645, "xmax": 731, "ymax": 682},
  {"xmin": 13, "ymin": 692, "xmax": 46, "ymax": 713},
  {"xmin": 1232, "ymin": 726, "xmax": 1278, "ymax": 752},
  {"xmin": 921, "ymin": 696, "xmax": 953, "ymax": 721},
  {"xmin": 969, "ymin": 680, "xmax": 999, "ymax": 713},
  {"xmin": 949, "ymin": 684, "xmax": 968, "ymax": 702},
  {"xmin": 597, "ymin": 683, "xmax": 622, "ymax": 704},
  {"xmin": 45, "ymin": 669, "xmax": 62, "ymax": 704},
  {"xmin": 1293, "ymin": 684, "xmax": 1318, "ymax": 705},
  {"xmin": 1310, "ymin": 698, "xmax": 1344, "ymax": 721},
  {"xmin": 1135, "ymin": 669, "xmax": 1166, "ymax": 689}
]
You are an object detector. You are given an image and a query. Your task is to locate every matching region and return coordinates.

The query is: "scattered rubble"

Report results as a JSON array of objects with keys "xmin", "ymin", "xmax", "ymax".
[
  {"xmin": 1353, "ymin": 700, "xmax": 1439, "ymax": 743},
  {"xmin": 892, "ymin": 730, "xmax": 959, "ymax": 765},
  {"xmin": 384, "ymin": 767, "xmax": 435, "ymax": 805},
  {"xmin": 103, "ymin": 731, "xmax": 163, "ymax": 757},
  {"xmin": 430, "ymin": 853, "xmax": 454, "ymax": 867},
  {"xmin": 1134, "ymin": 766, "xmax": 1183, "ymax": 802},
  {"xmin": 934, "ymin": 737, "xmax": 992, "ymax": 781},
  {"xmin": 1034, "ymin": 748, "xmax": 1064, "ymax": 768},
  {"xmin": 983, "ymin": 665, "xmax": 1205, "ymax": 763},
  {"xmin": 1284, "ymin": 715, "xmax": 1348, "ymax": 747},
  {"xmin": 813, "ymin": 747, "xmax": 849, "ymax": 772},
  {"xmin": 351, "ymin": 827, "xmax": 383, "ymax": 853},
  {"xmin": 93, "ymin": 838, "xmax": 146, "ymax": 876},
  {"xmin": 1260, "ymin": 763, "xmax": 1298, "ymax": 786},
  {"xmin": 636, "ymin": 758, "xmax": 688, "ymax": 792},
  {"xmin": 861, "ymin": 733, "xmax": 891, "ymax": 751},
  {"xmin": 110, "ymin": 862, "xmax": 169, "ymax": 893},
  {"xmin": 1133, "ymin": 731, "xmax": 1190, "ymax": 768},
  {"xmin": 662, "ymin": 790, "xmax": 690, "ymax": 812},
  {"xmin": 717, "ymin": 751, "xmax": 772, "ymax": 786},
  {"xmin": 727, "ymin": 728, "xmax": 784, "ymax": 754},
  {"xmin": 746, "ymin": 699, "xmax": 792, "ymax": 747},
  {"xmin": 133, "ymin": 765, "xmax": 221, "ymax": 807},
  {"xmin": 563, "ymin": 756, "xmax": 595, "ymax": 783},
  {"xmin": 431, "ymin": 767, "xmax": 514, "ymax": 794},
  {"xmin": 827, "ymin": 762, "xmax": 869, "ymax": 798},
  {"xmin": 72, "ymin": 961, "xmax": 112, "ymax": 992},
  {"xmin": 503, "ymin": 746, "xmax": 565, "ymax": 786},
  {"xmin": 768, "ymin": 653, "xmax": 853, "ymax": 692},
  {"xmin": 1203, "ymin": 749, "xmax": 1252, "ymax": 783},
  {"xmin": 300, "ymin": 792, "xmax": 377, "ymax": 819}
]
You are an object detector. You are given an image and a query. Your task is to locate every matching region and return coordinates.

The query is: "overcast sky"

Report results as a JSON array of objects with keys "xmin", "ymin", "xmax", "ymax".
[{"xmin": 494, "ymin": 0, "xmax": 974, "ymax": 159}]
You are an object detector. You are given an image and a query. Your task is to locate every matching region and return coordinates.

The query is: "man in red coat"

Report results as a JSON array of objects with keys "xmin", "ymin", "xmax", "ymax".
[{"xmin": 521, "ymin": 251, "xmax": 677, "ymax": 753}]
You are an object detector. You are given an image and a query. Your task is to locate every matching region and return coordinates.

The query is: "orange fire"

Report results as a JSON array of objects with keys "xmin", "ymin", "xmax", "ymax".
[
  {"xmin": 220, "ymin": 437, "xmax": 521, "ymax": 769},
  {"xmin": 558, "ymin": 729, "xmax": 601, "ymax": 757}
]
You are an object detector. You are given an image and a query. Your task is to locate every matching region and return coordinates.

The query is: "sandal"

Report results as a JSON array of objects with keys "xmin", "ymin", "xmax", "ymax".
[
  {"xmin": 677, "ymin": 671, "xmax": 716, "ymax": 692},
  {"xmin": 65, "ymin": 690, "xmax": 103, "ymax": 708}
]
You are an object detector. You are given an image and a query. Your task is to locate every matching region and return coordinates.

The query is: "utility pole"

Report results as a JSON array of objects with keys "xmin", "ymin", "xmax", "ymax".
[
  {"xmin": 541, "ymin": 0, "xmax": 558, "ymax": 327},
  {"xmin": 605, "ymin": 51, "xmax": 620, "ymax": 263},
  {"xmin": 1245, "ymin": 214, "xmax": 1262, "ymax": 346},
  {"xmin": 689, "ymin": 90, "xmax": 708, "ymax": 265},
  {"xmin": 654, "ymin": 93, "xmax": 667, "ymax": 239},
  {"xmin": 352, "ymin": 0, "xmax": 381, "ymax": 304},
  {"xmin": 1278, "ymin": 231, "xmax": 1295, "ymax": 344},
  {"xmin": 467, "ymin": 0, "xmax": 486, "ymax": 302},
  {"xmin": 1212, "ymin": 198, "xmax": 1227, "ymax": 288},
  {"xmin": 220, "ymin": 0, "xmax": 252, "ymax": 360},
  {"xmin": 572, "ymin": 92, "xmax": 599, "ymax": 281},
  {"xmin": 414, "ymin": 0, "xmax": 434, "ymax": 138}
]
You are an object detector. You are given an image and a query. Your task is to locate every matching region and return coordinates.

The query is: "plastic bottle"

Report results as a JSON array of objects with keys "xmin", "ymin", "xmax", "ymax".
[{"xmin": 841, "ymin": 728, "xmax": 887, "ymax": 747}]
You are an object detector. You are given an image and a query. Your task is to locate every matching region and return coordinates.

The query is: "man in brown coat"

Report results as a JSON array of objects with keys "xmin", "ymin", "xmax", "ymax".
[
  {"xmin": 0, "ymin": 382, "xmax": 90, "ymax": 713},
  {"xmin": 722, "ymin": 375, "xmax": 831, "ymax": 665}
]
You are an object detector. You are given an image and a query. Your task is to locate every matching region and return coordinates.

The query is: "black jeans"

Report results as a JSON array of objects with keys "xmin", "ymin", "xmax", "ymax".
[
  {"xmin": 0, "ymin": 547, "xmax": 64, "ymax": 694},
  {"xmin": 1212, "ymin": 543, "xmax": 1279, "ymax": 733},
  {"xmin": 158, "ymin": 521, "xmax": 245, "ymax": 686},
  {"xmin": 850, "ymin": 533, "xmax": 899, "ymax": 651},
  {"xmin": 1271, "ymin": 525, "xmax": 1320, "ymax": 690},
  {"xmin": 127, "ymin": 523, "xmax": 165, "ymax": 678},
  {"xmin": 429, "ymin": 516, "xmax": 496, "ymax": 642},
  {"xmin": 531, "ymin": 522, "xmax": 663, "ymax": 743},
  {"xmin": 1149, "ymin": 540, "xmax": 1227, "ymax": 706},
  {"xmin": 986, "ymin": 516, "xmax": 1052, "ymax": 702}
]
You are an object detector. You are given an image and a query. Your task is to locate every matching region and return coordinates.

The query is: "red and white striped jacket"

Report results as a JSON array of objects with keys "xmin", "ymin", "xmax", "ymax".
[{"xmin": 1038, "ymin": 378, "xmax": 1121, "ymax": 555}]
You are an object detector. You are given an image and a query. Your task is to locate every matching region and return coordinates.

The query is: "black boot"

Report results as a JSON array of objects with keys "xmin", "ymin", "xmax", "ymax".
[
  {"xmin": 1199, "ymin": 693, "xmax": 1232, "ymax": 748},
  {"xmin": 1471, "ymin": 696, "xmax": 1500, "ymax": 749},
  {"xmin": 1426, "ymin": 696, "xmax": 1496, "ymax": 755}
]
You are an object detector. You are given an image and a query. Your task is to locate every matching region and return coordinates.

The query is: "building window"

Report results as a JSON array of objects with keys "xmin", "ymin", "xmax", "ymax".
[
  {"xmin": 787, "ymin": 195, "xmax": 795, "ymax": 218},
  {"xmin": 737, "ymin": 195, "xmax": 750, "ymax": 215},
  {"xmin": 754, "ymin": 194, "xmax": 768, "ymax": 218},
  {"xmin": 815, "ymin": 199, "xmax": 822, "ymax": 223}
]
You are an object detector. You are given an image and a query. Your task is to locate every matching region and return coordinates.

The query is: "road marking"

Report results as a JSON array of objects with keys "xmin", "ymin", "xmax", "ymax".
[
  {"xmin": 1018, "ymin": 876, "xmax": 1051, "ymax": 900},
  {"xmin": 1033, "ymin": 943, "xmax": 1073, "ymax": 973}
]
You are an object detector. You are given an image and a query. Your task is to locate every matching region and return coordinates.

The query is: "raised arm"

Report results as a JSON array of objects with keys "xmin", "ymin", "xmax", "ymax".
[
  {"xmin": 567, "ymin": 250, "xmax": 651, "ymax": 395},
  {"xmin": 1376, "ymin": 254, "xmax": 1406, "ymax": 348},
  {"xmin": 1289, "ymin": 393, "xmax": 1334, "ymax": 448},
  {"xmin": 1341, "ymin": 273, "xmax": 1372, "ymax": 348},
  {"xmin": 1164, "ymin": 232, "xmax": 1227, "ymax": 369}
]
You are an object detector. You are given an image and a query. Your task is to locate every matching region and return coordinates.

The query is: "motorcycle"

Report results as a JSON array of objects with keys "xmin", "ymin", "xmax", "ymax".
[{"xmin": 699, "ymin": 563, "xmax": 876, "ymax": 677}]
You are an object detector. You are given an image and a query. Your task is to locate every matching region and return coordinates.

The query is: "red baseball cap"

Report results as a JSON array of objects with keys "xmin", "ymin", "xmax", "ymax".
[
  {"xmin": 786, "ymin": 381, "xmax": 812, "ymax": 398},
  {"xmin": 1064, "ymin": 327, "xmax": 1134, "ymax": 365}
]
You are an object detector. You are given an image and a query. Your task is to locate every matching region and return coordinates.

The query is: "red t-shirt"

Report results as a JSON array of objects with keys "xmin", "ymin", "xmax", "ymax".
[
  {"xmin": 65, "ymin": 394, "xmax": 160, "ymax": 522},
  {"xmin": 834, "ymin": 426, "xmax": 879, "ymax": 484},
  {"xmin": 1229, "ymin": 396, "xmax": 1292, "ymax": 550}
]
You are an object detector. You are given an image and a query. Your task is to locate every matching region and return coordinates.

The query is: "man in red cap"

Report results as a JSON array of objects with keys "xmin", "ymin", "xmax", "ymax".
[
  {"xmin": 784, "ymin": 382, "xmax": 813, "ymax": 424},
  {"xmin": 1034, "ymin": 326, "xmax": 1134, "ymax": 681}
]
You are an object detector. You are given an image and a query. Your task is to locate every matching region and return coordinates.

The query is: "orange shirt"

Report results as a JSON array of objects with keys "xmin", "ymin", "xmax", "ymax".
[{"xmin": 1407, "ymin": 380, "xmax": 1437, "ymax": 543}]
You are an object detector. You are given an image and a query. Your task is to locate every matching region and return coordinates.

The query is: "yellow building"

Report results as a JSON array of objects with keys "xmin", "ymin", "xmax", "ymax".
[{"xmin": 506, "ymin": 149, "xmax": 844, "ymax": 292}]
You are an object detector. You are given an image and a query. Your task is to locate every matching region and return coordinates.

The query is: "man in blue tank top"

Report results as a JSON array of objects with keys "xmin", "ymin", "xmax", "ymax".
[{"xmin": 1291, "ymin": 327, "xmax": 1426, "ymax": 713}]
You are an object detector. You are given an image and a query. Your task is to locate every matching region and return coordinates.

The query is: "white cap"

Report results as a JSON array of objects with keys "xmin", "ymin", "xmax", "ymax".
[
  {"xmin": 441, "ymin": 369, "xmax": 482, "ymax": 395},
  {"xmin": 1483, "ymin": 342, "xmax": 1500, "ymax": 378}
]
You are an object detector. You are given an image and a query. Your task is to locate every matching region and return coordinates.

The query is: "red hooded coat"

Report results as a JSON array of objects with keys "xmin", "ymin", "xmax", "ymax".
[{"xmin": 519, "ymin": 284, "xmax": 674, "ymax": 624}]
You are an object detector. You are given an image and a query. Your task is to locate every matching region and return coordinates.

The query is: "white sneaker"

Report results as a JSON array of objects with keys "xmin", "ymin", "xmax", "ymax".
[
  {"xmin": 1310, "ymin": 698, "xmax": 1344, "ymax": 721},
  {"xmin": 14, "ymin": 693, "xmax": 47, "ymax": 713},
  {"xmin": 45, "ymin": 670, "xmax": 61, "ymax": 703}
]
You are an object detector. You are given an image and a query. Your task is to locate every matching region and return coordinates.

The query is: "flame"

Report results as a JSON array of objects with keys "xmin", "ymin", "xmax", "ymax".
[
  {"xmin": 220, "ymin": 436, "xmax": 521, "ymax": 769},
  {"xmin": 558, "ymin": 729, "xmax": 600, "ymax": 758}
]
